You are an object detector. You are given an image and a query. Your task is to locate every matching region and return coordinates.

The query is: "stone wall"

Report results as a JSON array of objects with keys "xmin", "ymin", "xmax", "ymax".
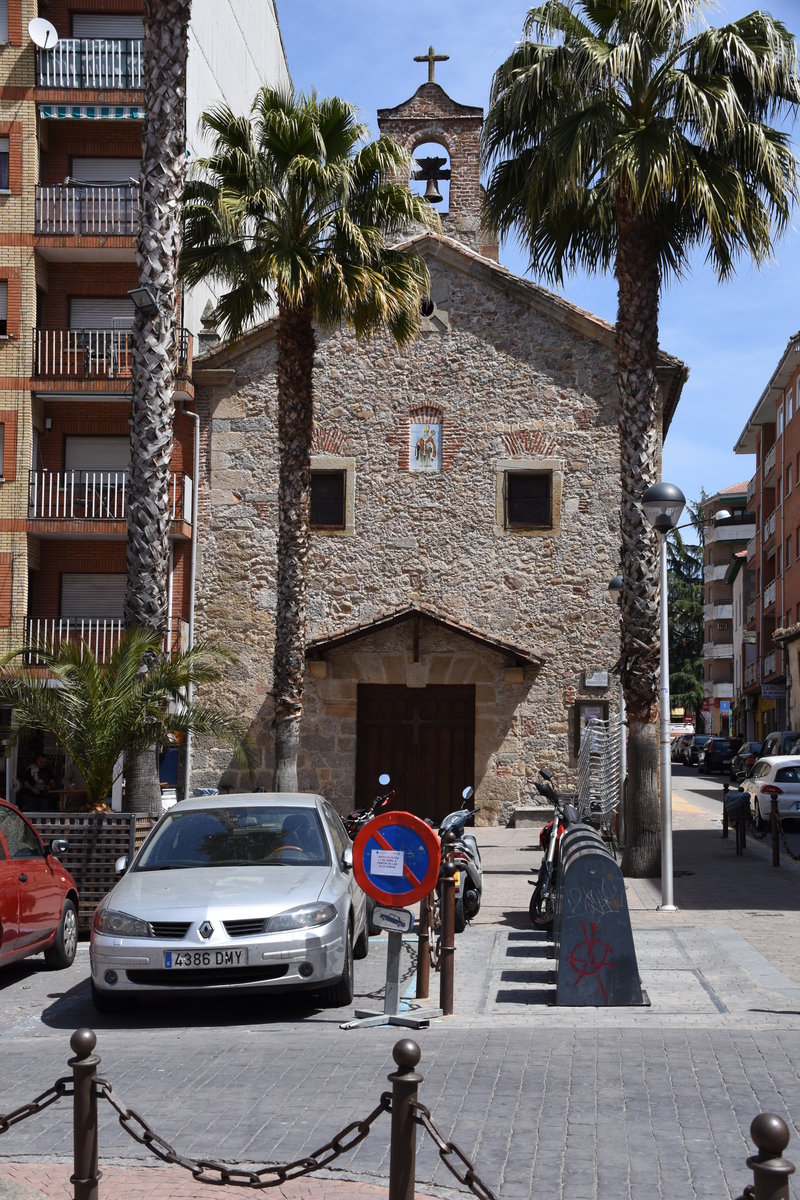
[{"xmin": 192, "ymin": 238, "xmax": 629, "ymax": 819}]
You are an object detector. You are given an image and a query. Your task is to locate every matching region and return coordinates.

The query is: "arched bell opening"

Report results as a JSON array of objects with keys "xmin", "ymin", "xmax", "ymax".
[{"xmin": 410, "ymin": 141, "xmax": 451, "ymax": 214}]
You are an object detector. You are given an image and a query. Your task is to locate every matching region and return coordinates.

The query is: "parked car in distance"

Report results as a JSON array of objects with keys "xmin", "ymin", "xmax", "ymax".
[
  {"xmin": 759, "ymin": 731, "xmax": 800, "ymax": 759},
  {"xmin": 697, "ymin": 738, "xmax": 734, "ymax": 775},
  {"xmin": 0, "ymin": 800, "xmax": 79, "ymax": 971},
  {"xmin": 740, "ymin": 757, "xmax": 800, "ymax": 830},
  {"xmin": 672, "ymin": 733, "xmax": 693, "ymax": 763},
  {"xmin": 729, "ymin": 741, "xmax": 763, "ymax": 784},
  {"xmin": 683, "ymin": 734, "xmax": 710, "ymax": 766},
  {"xmin": 90, "ymin": 792, "xmax": 370, "ymax": 1013}
]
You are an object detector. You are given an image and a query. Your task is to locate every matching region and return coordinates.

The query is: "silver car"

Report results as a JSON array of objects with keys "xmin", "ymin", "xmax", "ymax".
[
  {"xmin": 90, "ymin": 793, "xmax": 369, "ymax": 1012},
  {"xmin": 740, "ymin": 757, "xmax": 800, "ymax": 830}
]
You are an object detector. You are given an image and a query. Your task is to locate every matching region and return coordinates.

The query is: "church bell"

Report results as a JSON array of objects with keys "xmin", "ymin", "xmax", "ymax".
[{"xmin": 423, "ymin": 176, "xmax": 443, "ymax": 204}]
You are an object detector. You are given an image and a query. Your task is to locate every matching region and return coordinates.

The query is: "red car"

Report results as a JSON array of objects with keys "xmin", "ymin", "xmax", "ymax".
[{"xmin": 0, "ymin": 799, "xmax": 79, "ymax": 970}]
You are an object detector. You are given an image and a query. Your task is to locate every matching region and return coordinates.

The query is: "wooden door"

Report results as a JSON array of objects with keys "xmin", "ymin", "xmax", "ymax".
[{"xmin": 355, "ymin": 685, "xmax": 475, "ymax": 823}]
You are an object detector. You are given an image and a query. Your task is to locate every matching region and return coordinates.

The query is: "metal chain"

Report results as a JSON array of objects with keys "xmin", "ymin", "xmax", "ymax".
[
  {"xmin": 412, "ymin": 1100, "xmax": 499, "ymax": 1200},
  {"xmin": 97, "ymin": 1077, "xmax": 390, "ymax": 1188},
  {"xmin": 0, "ymin": 1077, "xmax": 72, "ymax": 1135},
  {"xmin": 747, "ymin": 813, "xmax": 770, "ymax": 842},
  {"xmin": 778, "ymin": 821, "xmax": 800, "ymax": 862},
  {"xmin": 426, "ymin": 891, "xmax": 442, "ymax": 971}
]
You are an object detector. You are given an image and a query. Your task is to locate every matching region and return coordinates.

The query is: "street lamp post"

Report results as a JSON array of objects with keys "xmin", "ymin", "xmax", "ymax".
[{"xmin": 642, "ymin": 481, "xmax": 686, "ymax": 911}]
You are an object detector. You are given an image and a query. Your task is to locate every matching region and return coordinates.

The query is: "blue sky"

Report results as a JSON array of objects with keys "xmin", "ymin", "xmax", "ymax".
[{"xmin": 277, "ymin": 1, "xmax": 800, "ymax": 509}]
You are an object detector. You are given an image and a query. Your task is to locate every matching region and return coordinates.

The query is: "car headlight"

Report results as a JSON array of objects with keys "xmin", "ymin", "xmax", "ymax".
[
  {"xmin": 268, "ymin": 903, "xmax": 338, "ymax": 932},
  {"xmin": 93, "ymin": 908, "xmax": 152, "ymax": 938}
]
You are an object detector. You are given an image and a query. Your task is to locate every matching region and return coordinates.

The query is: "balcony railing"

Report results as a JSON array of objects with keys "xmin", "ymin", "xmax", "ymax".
[
  {"xmin": 746, "ymin": 536, "xmax": 756, "ymax": 562},
  {"xmin": 25, "ymin": 617, "xmax": 189, "ymax": 663},
  {"xmin": 764, "ymin": 579, "xmax": 777, "ymax": 609},
  {"xmin": 764, "ymin": 650, "xmax": 778, "ymax": 677},
  {"xmin": 747, "ymin": 474, "xmax": 757, "ymax": 504},
  {"xmin": 35, "ymin": 183, "xmax": 139, "ymax": 237},
  {"xmin": 746, "ymin": 598, "xmax": 757, "ymax": 624},
  {"xmin": 33, "ymin": 328, "xmax": 191, "ymax": 382},
  {"xmin": 36, "ymin": 39, "xmax": 144, "ymax": 90},
  {"xmin": 744, "ymin": 661, "xmax": 760, "ymax": 687},
  {"xmin": 703, "ymin": 603, "xmax": 733, "ymax": 621},
  {"xmin": 28, "ymin": 470, "xmax": 193, "ymax": 526},
  {"xmin": 764, "ymin": 511, "xmax": 776, "ymax": 542},
  {"xmin": 764, "ymin": 443, "xmax": 777, "ymax": 477}
]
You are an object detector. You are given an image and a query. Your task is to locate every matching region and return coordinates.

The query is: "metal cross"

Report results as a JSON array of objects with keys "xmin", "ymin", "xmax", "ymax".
[{"xmin": 414, "ymin": 45, "xmax": 449, "ymax": 84}]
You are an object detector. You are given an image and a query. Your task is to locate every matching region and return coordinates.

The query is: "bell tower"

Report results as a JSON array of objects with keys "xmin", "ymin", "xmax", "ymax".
[{"xmin": 377, "ymin": 48, "xmax": 499, "ymax": 261}]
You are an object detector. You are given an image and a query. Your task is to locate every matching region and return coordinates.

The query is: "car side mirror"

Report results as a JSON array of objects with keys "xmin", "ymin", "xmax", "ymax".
[
  {"xmin": 342, "ymin": 846, "xmax": 353, "ymax": 872},
  {"xmin": 114, "ymin": 854, "xmax": 129, "ymax": 874},
  {"xmin": 50, "ymin": 837, "xmax": 68, "ymax": 856}
]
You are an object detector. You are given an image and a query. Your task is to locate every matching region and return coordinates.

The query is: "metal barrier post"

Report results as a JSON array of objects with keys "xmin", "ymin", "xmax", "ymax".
[
  {"xmin": 439, "ymin": 831, "xmax": 456, "ymax": 1017},
  {"xmin": 722, "ymin": 783, "xmax": 729, "ymax": 839},
  {"xmin": 69, "ymin": 1028, "xmax": 100, "ymax": 1200},
  {"xmin": 416, "ymin": 893, "xmax": 431, "ymax": 1000},
  {"xmin": 739, "ymin": 1113, "xmax": 795, "ymax": 1200},
  {"xmin": 388, "ymin": 1039, "xmax": 422, "ymax": 1200},
  {"xmin": 771, "ymin": 797, "xmax": 781, "ymax": 868}
]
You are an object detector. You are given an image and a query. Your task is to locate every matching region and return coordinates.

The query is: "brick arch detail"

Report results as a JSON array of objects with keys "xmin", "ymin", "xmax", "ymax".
[
  {"xmin": 311, "ymin": 425, "xmax": 347, "ymax": 455},
  {"xmin": 502, "ymin": 431, "xmax": 559, "ymax": 459}
]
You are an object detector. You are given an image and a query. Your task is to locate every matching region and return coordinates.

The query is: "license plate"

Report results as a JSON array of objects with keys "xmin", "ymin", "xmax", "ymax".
[
  {"xmin": 453, "ymin": 870, "xmax": 460, "ymax": 887},
  {"xmin": 164, "ymin": 949, "xmax": 249, "ymax": 969}
]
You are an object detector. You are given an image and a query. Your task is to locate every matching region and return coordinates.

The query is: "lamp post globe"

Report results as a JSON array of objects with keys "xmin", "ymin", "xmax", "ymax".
[{"xmin": 642, "ymin": 481, "xmax": 686, "ymax": 534}]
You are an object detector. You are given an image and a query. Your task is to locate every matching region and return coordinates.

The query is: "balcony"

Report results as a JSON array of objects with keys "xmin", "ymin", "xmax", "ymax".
[
  {"xmin": 708, "ymin": 644, "xmax": 733, "ymax": 659},
  {"xmin": 747, "ymin": 474, "xmax": 757, "ymax": 504},
  {"xmin": 764, "ymin": 443, "xmax": 777, "ymax": 478},
  {"xmin": 33, "ymin": 328, "xmax": 192, "ymax": 387},
  {"xmin": 764, "ymin": 579, "xmax": 777, "ymax": 609},
  {"xmin": 744, "ymin": 661, "xmax": 760, "ymax": 688},
  {"xmin": 703, "ymin": 681, "xmax": 733, "ymax": 700},
  {"xmin": 36, "ymin": 39, "xmax": 144, "ymax": 90},
  {"xmin": 27, "ymin": 471, "xmax": 193, "ymax": 530},
  {"xmin": 25, "ymin": 617, "xmax": 189, "ymax": 663},
  {"xmin": 746, "ymin": 536, "xmax": 756, "ymax": 562},
  {"xmin": 764, "ymin": 650, "xmax": 779, "ymax": 678},
  {"xmin": 703, "ymin": 603, "xmax": 733, "ymax": 621},
  {"xmin": 746, "ymin": 598, "xmax": 757, "ymax": 624},
  {"xmin": 763, "ymin": 511, "xmax": 776, "ymax": 543},
  {"xmin": 35, "ymin": 183, "xmax": 139, "ymax": 237}
]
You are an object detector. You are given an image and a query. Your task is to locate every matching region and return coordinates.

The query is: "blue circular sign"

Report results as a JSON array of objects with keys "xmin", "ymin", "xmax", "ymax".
[{"xmin": 353, "ymin": 812, "xmax": 441, "ymax": 907}]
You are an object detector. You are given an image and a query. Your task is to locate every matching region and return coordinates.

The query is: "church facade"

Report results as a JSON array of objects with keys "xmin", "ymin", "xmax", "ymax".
[{"xmin": 191, "ymin": 60, "xmax": 686, "ymax": 824}]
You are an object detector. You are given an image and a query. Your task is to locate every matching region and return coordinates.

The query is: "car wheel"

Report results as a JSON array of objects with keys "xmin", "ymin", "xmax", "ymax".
[
  {"xmin": 353, "ymin": 920, "xmax": 369, "ymax": 960},
  {"xmin": 752, "ymin": 799, "xmax": 767, "ymax": 833},
  {"xmin": 44, "ymin": 899, "xmax": 78, "ymax": 970},
  {"xmin": 324, "ymin": 926, "xmax": 354, "ymax": 1008},
  {"xmin": 90, "ymin": 979, "xmax": 132, "ymax": 1014}
]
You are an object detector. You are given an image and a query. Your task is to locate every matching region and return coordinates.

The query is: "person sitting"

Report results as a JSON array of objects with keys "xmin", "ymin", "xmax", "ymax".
[{"xmin": 18, "ymin": 755, "xmax": 56, "ymax": 811}]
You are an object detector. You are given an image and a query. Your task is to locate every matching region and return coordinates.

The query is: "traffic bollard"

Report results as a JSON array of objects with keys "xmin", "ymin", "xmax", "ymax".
[
  {"xmin": 416, "ymin": 892, "xmax": 431, "ymax": 1000},
  {"xmin": 737, "ymin": 1113, "xmax": 795, "ymax": 1200},
  {"xmin": 69, "ymin": 1028, "xmax": 101, "ymax": 1200},
  {"xmin": 439, "ymin": 831, "xmax": 456, "ymax": 1016},
  {"xmin": 388, "ymin": 1039, "xmax": 422, "ymax": 1200},
  {"xmin": 722, "ymin": 783, "xmax": 729, "ymax": 839},
  {"xmin": 771, "ymin": 797, "xmax": 781, "ymax": 868}
]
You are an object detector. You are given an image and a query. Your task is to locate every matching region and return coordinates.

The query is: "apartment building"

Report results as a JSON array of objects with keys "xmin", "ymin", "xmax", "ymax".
[
  {"xmin": 734, "ymin": 331, "xmax": 800, "ymax": 738},
  {"xmin": 700, "ymin": 485, "xmax": 755, "ymax": 736},
  {"xmin": 0, "ymin": 2, "xmax": 289, "ymax": 667}
]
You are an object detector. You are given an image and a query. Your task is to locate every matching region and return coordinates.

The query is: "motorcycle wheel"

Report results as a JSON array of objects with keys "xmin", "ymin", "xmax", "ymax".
[
  {"xmin": 454, "ymin": 896, "xmax": 467, "ymax": 934},
  {"xmin": 529, "ymin": 879, "xmax": 554, "ymax": 930}
]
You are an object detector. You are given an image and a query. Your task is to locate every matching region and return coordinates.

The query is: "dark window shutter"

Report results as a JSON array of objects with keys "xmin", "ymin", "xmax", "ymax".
[
  {"xmin": 310, "ymin": 471, "xmax": 345, "ymax": 529},
  {"xmin": 506, "ymin": 472, "xmax": 551, "ymax": 528}
]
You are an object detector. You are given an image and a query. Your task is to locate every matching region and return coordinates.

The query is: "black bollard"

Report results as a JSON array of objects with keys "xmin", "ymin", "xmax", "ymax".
[
  {"xmin": 69, "ymin": 1029, "xmax": 101, "ymax": 1200},
  {"xmin": 439, "ymin": 831, "xmax": 456, "ymax": 1016},
  {"xmin": 743, "ymin": 1113, "xmax": 795, "ymax": 1200},
  {"xmin": 416, "ymin": 892, "xmax": 431, "ymax": 1000},
  {"xmin": 722, "ymin": 783, "xmax": 729, "ymax": 839},
  {"xmin": 388, "ymin": 1039, "xmax": 422, "ymax": 1200},
  {"xmin": 771, "ymin": 797, "xmax": 781, "ymax": 868}
]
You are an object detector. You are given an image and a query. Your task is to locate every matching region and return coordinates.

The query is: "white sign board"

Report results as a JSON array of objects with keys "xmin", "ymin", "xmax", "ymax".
[
  {"xmin": 370, "ymin": 848, "xmax": 404, "ymax": 877},
  {"xmin": 371, "ymin": 906, "xmax": 415, "ymax": 934}
]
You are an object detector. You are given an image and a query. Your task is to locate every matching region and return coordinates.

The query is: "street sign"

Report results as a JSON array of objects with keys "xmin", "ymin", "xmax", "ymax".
[
  {"xmin": 371, "ymin": 905, "xmax": 415, "ymax": 934},
  {"xmin": 353, "ymin": 811, "xmax": 441, "ymax": 908}
]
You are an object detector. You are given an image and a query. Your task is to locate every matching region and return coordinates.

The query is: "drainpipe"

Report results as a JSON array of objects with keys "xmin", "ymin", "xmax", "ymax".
[{"xmin": 181, "ymin": 401, "xmax": 200, "ymax": 800}]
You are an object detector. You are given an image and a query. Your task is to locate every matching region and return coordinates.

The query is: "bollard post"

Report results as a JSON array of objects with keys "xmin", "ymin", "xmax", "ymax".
[
  {"xmin": 771, "ymin": 797, "xmax": 781, "ymax": 868},
  {"xmin": 439, "ymin": 831, "xmax": 456, "ymax": 1017},
  {"xmin": 69, "ymin": 1028, "xmax": 101, "ymax": 1200},
  {"xmin": 742, "ymin": 1113, "xmax": 795, "ymax": 1200},
  {"xmin": 722, "ymin": 783, "xmax": 729, "ymax": 839},
  {"xmin": 416, "ymin": 893, "xmax": 431, "ymax": 1000},
  {"xmin": 388, "ymin": 1039, "xmax": 422, "ymax": 1200}
]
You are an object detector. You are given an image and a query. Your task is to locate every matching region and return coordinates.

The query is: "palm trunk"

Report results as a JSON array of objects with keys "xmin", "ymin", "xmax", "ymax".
[
  {"xmin": 124, "ymin": 0, "xmax": 191, "ymax": 812},
  {"xmin": 122, "ymin": 746, "xmax": 162, "ymax": 816},
  {"xmin": 615, "ymin": 203, "xmax": 663, "ymax": 878},
  {"xmin": 272, "ymin": 295, "xmax": 315, "ymax": 791}
]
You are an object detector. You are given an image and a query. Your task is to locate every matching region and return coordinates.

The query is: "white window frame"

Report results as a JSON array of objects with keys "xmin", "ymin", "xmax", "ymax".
[{"xmin": 777, "ymin": 403, "xmax": 784, "ymax": 437}]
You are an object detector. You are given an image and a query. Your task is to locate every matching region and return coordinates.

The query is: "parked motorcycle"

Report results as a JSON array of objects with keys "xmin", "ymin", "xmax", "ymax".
[
  {"xmin": 439, "ymin": 786, "xmax": 483, "ymax": 933},
  {"xmin": 344, "ymin": 773, "xmax": 395, "ymax": 839},
  {"xmin": 529, "ymin": 767, "xmax": 582, "ymax": 931}
]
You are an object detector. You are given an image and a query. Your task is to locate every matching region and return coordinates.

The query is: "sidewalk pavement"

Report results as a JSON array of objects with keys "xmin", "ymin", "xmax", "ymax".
[{"xmin": 3, "ymin": 783, "xmax": 800, "ymax": 1198}]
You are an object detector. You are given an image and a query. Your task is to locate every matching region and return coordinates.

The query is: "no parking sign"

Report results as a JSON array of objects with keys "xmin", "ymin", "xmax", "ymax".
[{"xmin": 353, "ymin": 811, "xmax": 441, "ymax": 907}]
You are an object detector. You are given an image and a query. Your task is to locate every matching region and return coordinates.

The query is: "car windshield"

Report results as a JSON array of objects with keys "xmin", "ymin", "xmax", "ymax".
[{"xmin": 134, "ymin": 806, "xmax": 331, "ymax": 871}]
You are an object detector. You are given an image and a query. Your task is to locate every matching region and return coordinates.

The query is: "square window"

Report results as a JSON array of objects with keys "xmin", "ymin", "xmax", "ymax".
[
  {"xmin": 310, "ymin": 470, "xmax": 345, "ymax": 529},
  {"xmin": 506, "ymin": 471, "xmax": 551, "ymax": 529}
]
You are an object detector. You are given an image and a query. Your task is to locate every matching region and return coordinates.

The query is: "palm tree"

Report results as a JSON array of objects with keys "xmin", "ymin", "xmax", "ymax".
[
  {"xmin": 0, "ymin": 631, "xmax": 247, "ymax": 814},
  {"xmin": 482, "ymin": 0, "xmax": 800, "ymax": 876},
  {"xmin": 180, "ymin": 87, "xmax": 438, "ymax": 790},
  {"xmin": 125, "ymin": 0, "xmax": 192, "ymax": 808}
]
